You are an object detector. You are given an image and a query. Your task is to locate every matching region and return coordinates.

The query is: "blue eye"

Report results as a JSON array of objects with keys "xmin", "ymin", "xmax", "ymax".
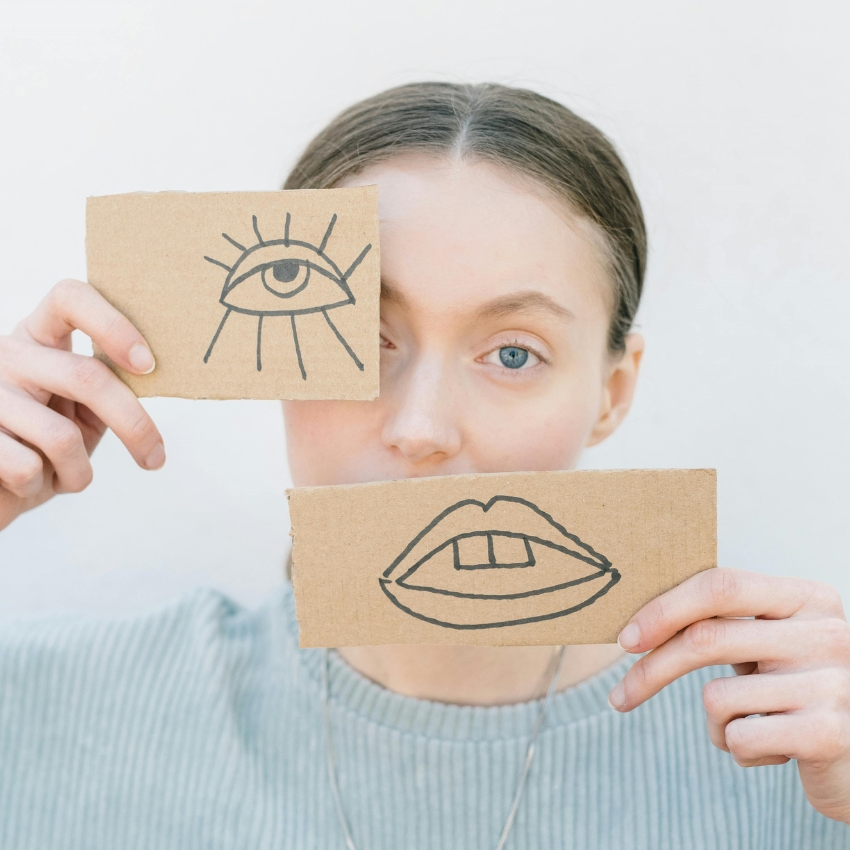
[{"xmin": 499, "ymin": 346, "xmax": 529, "ymax": 369}]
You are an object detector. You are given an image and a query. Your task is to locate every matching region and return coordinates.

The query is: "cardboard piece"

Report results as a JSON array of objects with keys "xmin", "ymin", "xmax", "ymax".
[
  {"xmin": 289, "ymin": 469, "xmax": 716, "ymax": 646},
  {"xmin": 86, "ymin": 188, "xmax": 380, "ymax": 399}
]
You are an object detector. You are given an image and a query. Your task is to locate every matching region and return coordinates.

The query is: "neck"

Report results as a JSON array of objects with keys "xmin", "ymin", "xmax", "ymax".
[{"xmin": 337, "ymin": 643, "xmax": 624, "ymax": 706}]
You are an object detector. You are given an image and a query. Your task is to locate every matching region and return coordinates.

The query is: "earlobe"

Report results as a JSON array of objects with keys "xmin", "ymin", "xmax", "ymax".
[{"xmin": 585, "ymin": 333, "xmax": 644, "ymax": 448}]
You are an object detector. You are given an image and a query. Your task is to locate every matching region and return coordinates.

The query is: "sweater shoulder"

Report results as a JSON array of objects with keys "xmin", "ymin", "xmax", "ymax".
[
  {"xmin": 0, "ymin": 584, "xmax": 299, "ymax": 717},
  {"xmin": 0, "ymin": 586, "xmax": 242, "ymax": 662}
]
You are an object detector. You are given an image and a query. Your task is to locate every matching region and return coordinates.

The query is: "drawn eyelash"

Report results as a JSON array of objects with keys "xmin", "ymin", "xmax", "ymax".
[{"xmin": 202, "ymin": 213, "xmax": 371, "ymax": 377}]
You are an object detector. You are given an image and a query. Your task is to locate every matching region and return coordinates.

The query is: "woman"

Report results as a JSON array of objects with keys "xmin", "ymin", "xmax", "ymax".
[{"xmin": 1, "ymin": 83, "xmax": 849, "ymax": 849}]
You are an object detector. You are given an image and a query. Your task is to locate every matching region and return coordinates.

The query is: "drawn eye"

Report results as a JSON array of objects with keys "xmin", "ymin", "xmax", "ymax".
[
  {"xmin": 213, "ymin": 214, "xmax": 358, "ymax": 317},
  {"xmin": 203, "ymin": 213, "xmax": 372, "ymax": 377},
  {"xmin": 379, "ymin": 496, "xmax": 619, "ymax": 630}
]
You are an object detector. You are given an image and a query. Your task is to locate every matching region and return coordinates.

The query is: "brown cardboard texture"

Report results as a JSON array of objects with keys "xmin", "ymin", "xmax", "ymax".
[
  {"xmin": 289, "ymin": 469, "xmax": 716, "ymax": 646},
  {"xmin": 86, "ymin": 188, "xmax": 380, "ymax": 399}
]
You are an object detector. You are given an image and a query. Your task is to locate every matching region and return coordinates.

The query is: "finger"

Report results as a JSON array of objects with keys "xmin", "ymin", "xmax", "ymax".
[
  {"xmin": 16, "ymin": 279, "xmax": 156, "ymax": 375},
  {"xmin": 66, "ymin": 401, "xmax": 108, "ymax": 455},
  {"xmin": 618, "ymin": 568, "xmax": 845, "ymax": 654},
  {"xmin": 609, "ymin": 617, "xmax": 850, "ymax": 712},
  {"xmin": 48, "ymin": 394, "xmax": 108, "ymax": 456},
  {"xmin": 725, "ymin": 712, "xmax": 850, "ymax": 766},
  {"xmin": 0, "ymin": 386, "xmax": 92, "ymax": 493},
  {"xmin": 0, "ymin": 431, "xmax": 45, "ymax": 499},
  {"xmin": 702, "ymin": 671, "xmax": 838, "ymax": 751},
  {"xmin": 3, "ymin": 344, "xmax": 165, "ymax": 470}
]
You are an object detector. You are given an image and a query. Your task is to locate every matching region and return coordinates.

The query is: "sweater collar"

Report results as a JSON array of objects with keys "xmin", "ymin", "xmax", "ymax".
[{"xmin": 280, "ymin": 582, "xmax": 633, "ymax": 742}]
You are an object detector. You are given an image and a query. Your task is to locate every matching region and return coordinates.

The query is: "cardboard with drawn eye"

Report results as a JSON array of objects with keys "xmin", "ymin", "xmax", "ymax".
[
  {"xmin": 289, "ymin": 469, "xmax": 717, "ymax": 646},
  {"xmin": 85, "ymin": 188, "xmax": 380, "ymax": 399}
]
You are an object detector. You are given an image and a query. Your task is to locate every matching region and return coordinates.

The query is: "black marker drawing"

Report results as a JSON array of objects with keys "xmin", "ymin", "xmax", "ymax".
[
  {"xmin": 379, "ymin": 496, "xmax": 619, "ymax": 630},
  {"xmin": 202, "ymin": 213, "xmax": 371, "ymax": 376}
]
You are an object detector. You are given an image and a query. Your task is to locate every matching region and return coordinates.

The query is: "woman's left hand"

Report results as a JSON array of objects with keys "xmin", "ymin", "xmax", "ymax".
[{"xmin": 608, "ymin": 568, "xmax": 850, "ymax": 824}]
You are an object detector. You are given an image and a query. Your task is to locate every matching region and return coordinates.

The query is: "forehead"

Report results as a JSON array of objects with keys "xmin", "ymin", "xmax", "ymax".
[{"xmin": 338, "ymin": 154, "xmax": 611, "ymax": 319}]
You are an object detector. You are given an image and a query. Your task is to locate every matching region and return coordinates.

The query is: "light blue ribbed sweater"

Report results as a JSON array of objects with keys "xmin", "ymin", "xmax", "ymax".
[{"xmin": 0, "ymin": 583, "xmax": 847, "ymax": 849}]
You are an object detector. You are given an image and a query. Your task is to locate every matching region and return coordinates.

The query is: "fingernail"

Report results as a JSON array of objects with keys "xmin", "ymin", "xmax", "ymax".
[
  {"xmin": 129, "ymin": 343, "xmax": 155, "ymax": 374},
  {"xmin": 144, "ymin": 442, "xmax": 165, "ymax": 470},
  {"xmin": 618, "ymin": 622, "xmax": 641, "ymax": 651},
  {"xmin": 608, "ymin": 682, "xmax": 626, "ymax": 711}
]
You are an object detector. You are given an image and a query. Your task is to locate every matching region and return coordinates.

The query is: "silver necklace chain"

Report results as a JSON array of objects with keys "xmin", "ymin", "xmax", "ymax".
[{"xmin": 323, "ymin": 646, "xmax": 567, "ymax": 850}]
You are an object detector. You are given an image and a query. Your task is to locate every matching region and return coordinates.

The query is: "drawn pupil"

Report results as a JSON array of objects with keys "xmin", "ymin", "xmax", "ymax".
[
  {"xmin": 499, "ymin": 346, "xmax": 528, "ymax": 368},
  {"xmin": 272, "ymin": 260, "xmax": 301, "ymax": 283}
]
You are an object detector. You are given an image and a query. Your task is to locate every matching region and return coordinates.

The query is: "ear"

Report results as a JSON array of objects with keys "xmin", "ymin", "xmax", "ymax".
[{"xmin": 585, "ymin": 333, "xmax": 644, "ymax": 448}]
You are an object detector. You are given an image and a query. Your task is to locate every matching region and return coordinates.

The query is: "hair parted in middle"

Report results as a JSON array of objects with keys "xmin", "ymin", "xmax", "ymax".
[{"xmin": 283, "ymin": 81, "xmax": 647, "ymax": 353}]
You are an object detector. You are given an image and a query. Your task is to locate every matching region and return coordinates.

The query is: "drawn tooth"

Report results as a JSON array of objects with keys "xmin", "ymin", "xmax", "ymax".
[
  {"xmin": 490, "ymin": 534, "xmax": 532, "ymax": 567},
  {"xmin": 455, "ymin": 535, "xmax": 490, "ymax": 568},
  {"xmin": 453, "ymin": 533, "xmax": 535, "ymax": 569}
]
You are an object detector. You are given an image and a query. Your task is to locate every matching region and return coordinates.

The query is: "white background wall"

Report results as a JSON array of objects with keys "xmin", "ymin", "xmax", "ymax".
[{"xmin": 0, "ymin": 0, "xmax": 848, "ymax": 618}]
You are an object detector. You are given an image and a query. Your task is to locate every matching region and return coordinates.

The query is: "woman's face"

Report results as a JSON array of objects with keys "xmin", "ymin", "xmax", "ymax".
[{"xmin": 283, "ymin": 154, "xmax": 642, "ymax": 487}]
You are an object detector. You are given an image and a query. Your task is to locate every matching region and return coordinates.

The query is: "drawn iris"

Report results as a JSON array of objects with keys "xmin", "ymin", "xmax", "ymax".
[
  {"xmin": 272, "ymin": 260, "xmax": 299, "ymax": 282},
  {"xmin": 263, "ymin": 259, "xmax": 308, "ymax": 297},
  {"xmin": 499, "ymin": 346, "xmax": 529, "ymax": 368},
  {"xmin": 202, "ymin": 213, "xmax": 372, "ymax": 376}
]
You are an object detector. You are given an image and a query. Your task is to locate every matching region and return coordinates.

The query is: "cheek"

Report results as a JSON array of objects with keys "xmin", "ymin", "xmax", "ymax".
[
  {"xmin": 463, "ymin": 374, "xmax": 602, "ymax": 473},
  {"xmin": 282, "ymin": 401, "xmax": 378, "ymax": 487},
  {"xmin": 471, "ymin": 403, "xmax": 594, "ymax": 472}
]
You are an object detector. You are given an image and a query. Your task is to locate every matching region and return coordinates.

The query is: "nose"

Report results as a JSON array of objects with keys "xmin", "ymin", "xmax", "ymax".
[{"xmin": 381, "ymin": 353, "xmax": 462, "ymax": 466}]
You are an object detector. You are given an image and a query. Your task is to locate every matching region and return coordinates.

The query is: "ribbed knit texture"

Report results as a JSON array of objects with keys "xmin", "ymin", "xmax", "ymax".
[{"xmin": 0, "ymin": 584, "xmax": 847, "ymax": 849}]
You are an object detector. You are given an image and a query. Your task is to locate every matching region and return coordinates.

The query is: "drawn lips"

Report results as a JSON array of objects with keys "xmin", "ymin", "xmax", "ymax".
[{"xmin": 379, "ymin": 496, "xmax": 620, "ymax": 629}]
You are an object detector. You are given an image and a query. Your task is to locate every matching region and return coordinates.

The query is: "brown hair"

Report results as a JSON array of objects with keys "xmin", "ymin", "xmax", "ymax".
[{"xmin": 283, "ymin": 82, "xmax": 646, "ymax": 352}]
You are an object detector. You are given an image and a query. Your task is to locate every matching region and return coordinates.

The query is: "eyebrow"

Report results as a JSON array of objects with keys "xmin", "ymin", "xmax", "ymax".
[
  {"xmin": 475, "ymin": 291, "xmax": 573, "ymax": 322},
  {"xmin": 380, "ymin": 279, "xmax": 408, "ymax": 307},
  {"xmin": 381, "ymin": 280, "xmax": 573, "ymax": 323}
]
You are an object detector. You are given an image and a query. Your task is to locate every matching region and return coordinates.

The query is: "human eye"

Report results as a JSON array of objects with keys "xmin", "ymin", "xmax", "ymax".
[
  {"xmin": 202, "ymin": 213, "xmax": 372, "ymax": 376},
  {"xmin": 480, "ymin": 339, "xmax": 547, "ymax": 372}
]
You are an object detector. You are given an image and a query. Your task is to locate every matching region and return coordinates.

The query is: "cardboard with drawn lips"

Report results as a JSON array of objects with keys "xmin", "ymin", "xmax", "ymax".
[{"xmin": 379, "ymin": 495, "xmax": 620, "ymax": 629}]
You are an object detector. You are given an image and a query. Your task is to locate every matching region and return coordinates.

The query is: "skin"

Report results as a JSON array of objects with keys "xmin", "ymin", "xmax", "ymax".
[{"xmin": 0, "ymin": 154, "xmax": 849, "ymax": 822}]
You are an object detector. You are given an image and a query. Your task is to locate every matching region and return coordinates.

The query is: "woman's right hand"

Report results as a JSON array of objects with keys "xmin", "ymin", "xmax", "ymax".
[{"xmin": 0, "ymin": 279, "xmax": 165, "ymax": 531}]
